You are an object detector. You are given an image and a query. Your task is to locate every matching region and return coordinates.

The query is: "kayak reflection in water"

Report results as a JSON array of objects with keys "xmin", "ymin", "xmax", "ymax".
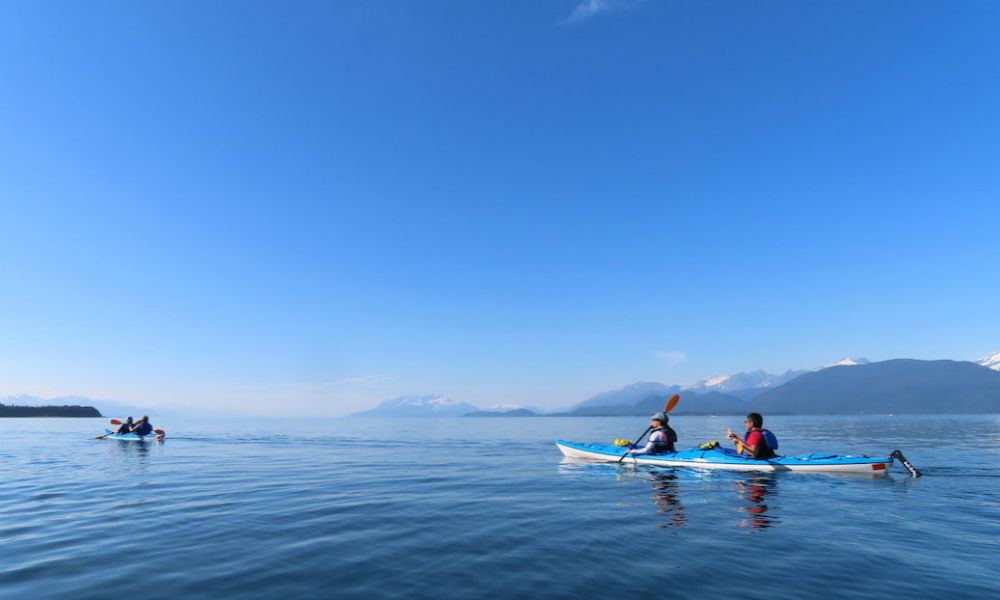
[
  {"xmin": 624, "ymin": 412, "xmax": 678, "ymax": 456},
  {"xmin": 649, "ymin": 472, "xmax": 686, "ymax": 528},
  {"xmin": 735, "ymin": 475, "xmax": 780, "ymax": 531}
]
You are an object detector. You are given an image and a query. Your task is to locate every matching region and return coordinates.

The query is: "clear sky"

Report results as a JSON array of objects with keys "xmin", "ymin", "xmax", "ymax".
[{"xmin": 1, "ymin": 1, "xmax": 997, "ymax": 417}]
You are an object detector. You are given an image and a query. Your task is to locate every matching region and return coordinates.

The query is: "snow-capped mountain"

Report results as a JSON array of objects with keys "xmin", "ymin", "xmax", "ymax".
[
  {"xmin": 681, "ymin": 370, "xmax": 805, "ymax": 394},
  {"xmin": 676, "ymin": 359, "xmax": 867, "ymax": 400},
  {"xmin": 816, "ymin": 358, "xmax": 870, "ymax": 370},
  {"xmin": 349, "ymin": 394, "xmax": 479, "ymax": 417},
  {"xmin": 977, "ymin": 352, "xmax": 1000, "ymax": 371}
]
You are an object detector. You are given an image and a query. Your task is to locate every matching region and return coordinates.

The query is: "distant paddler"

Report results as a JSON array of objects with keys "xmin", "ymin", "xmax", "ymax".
[{"xmin": 114, "ymin": 417, "xmax": 134, "ymax": 434}]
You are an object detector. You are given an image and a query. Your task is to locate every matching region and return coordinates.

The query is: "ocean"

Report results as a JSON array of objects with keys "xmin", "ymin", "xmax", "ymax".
[{"xmin": 1, "ymin": 414, "xmax": 997, "ymax": 599}]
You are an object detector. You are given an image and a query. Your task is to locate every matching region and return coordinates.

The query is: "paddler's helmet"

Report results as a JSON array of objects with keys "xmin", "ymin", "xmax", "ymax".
[{"xmin": 651, "ymin": 412, "xmax": 669, "ymax": 424}]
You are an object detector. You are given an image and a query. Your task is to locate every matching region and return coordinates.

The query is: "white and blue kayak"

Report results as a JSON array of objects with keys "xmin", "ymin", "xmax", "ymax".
[
  {"xmin": 102, "ymin": 429, "xmax": 165, "ymax": 441},
  {"xmin": 555, "ymin": 440, "xmax": 904, "ymax": 475}
]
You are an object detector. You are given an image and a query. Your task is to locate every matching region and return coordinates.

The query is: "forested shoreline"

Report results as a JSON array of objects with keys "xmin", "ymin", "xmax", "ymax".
[{"xmin": 0, "ymin": 404, "xmax": 102, "ymax": 417}]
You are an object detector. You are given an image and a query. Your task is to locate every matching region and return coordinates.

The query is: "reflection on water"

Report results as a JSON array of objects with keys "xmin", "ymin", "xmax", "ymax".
[
  {"xmin": 104, "ymin": 438, "xmax": 165, "ymax": 474},
  {"xmin": 109, "ymin": 439, "xmax": 153, "ymax": 457},
  {"xmin": 559, "ymin": 459, "xmax": 785, "ymax": 531},
  {"xmin": 734, "ymin": 475, "xmax": 780, "ymax": 531},
  {"xmin": 648, "ymin": 471, "xmax": 687, "ymax": 528}
]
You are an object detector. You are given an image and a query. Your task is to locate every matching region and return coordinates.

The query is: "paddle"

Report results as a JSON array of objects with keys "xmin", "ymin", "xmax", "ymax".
[
  {"xmin": 617, "ymin": 394, "xmax": 680, "ymax": 463},
  {"xmin": 727, "ymin": 427, "xmax": 745, "ymax": 454},
  {"xmin": 94, "ymin": 419, "xmax": 124, "ymax": 439}
]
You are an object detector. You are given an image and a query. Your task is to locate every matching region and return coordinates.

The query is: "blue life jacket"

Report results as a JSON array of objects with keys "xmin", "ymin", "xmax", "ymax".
[
  {"xmin": 132, "ymin": 422, "xmax": 153, "ymax": 436},
  {"xmin": 761, "ymin": 428, "xmax": 778, "ymax": 450}
]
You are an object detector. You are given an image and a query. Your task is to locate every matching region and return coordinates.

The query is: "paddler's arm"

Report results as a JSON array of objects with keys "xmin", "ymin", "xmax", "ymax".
[
  {"xmin": 626, "ymin": 440, "xmax": 653, "ymax": 455},
  {"xmin": 728, "ymin": 431, "xmax": 764, "ymax": 457},
  {"xmin": 727, "ymin": 431, "xmax": 757, "ymax": 456}
]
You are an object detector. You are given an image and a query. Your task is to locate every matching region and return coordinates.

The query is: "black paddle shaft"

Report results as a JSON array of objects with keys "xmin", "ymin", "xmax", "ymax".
[
  {"xmin": 890, "ymin": 449, "xmax": 922, "ymax": 477},
  {"xmin": 617, "ymin": 426, "xmax": 652, "ymax": 463}
]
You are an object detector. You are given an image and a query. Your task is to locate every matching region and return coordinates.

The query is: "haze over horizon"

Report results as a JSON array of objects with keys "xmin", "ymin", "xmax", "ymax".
[{"xmin": 2, "ymin": 2, "xmax": 997, "ymax": 417}]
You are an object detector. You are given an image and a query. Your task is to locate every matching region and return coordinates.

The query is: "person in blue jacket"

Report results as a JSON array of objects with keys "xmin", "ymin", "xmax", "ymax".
[
  {"xmin": 130, "ymin": 416, "xmax": 153, "ymax": 436},
  {"xmin": 115, "ymin": 417, "xmax": 134, "ymax": 434}
]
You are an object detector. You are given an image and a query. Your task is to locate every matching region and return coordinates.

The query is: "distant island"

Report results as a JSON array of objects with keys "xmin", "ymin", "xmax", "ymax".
[{"xmin": 0, "ymin": 404, "xmax": 103, "ymax": 418}]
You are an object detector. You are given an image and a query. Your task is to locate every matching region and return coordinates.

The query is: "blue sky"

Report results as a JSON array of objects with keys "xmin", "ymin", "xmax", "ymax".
[{"xmin": 1, "ymin": 1, "xmax": 997, "ymax": 416}]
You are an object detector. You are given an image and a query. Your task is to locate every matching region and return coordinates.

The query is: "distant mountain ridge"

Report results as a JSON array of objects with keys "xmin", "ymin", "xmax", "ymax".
[
  {"xmin": 564, "ymin": 359, "xmax": 870, "ymax": 413},
  {"xmin": 681, "ymin": 369, "xmax": 806, "ymax": 399},
  {"xmin": 748, "ymin": 359, "xmax": 1000, "ymax": 414},
  {"xmin": 570, "ymin": 382, "xmax": 680, "ymax": 410},
  {"xmin": 350, "ymin": 394, "xmax": 479, "ymax": 417},
  {"xmin": 352, "ymin": 354, "xmax": 1000, "ymax": 417}
]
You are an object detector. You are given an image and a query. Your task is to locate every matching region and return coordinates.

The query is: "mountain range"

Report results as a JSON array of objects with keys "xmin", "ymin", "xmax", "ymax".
[
  {"xmin": 351, "ymin": 353, "xmax": 1000, "ymax": 417},
  {"xmin": 6, "ymin": 353, "xmax": 999, "ymax": 419},
  {"xmin": 350, "ymin": 394, "xmax": 480, "ymax": 418}
]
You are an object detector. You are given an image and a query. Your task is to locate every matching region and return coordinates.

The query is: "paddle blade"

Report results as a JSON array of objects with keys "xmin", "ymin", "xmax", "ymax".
[
  {"xmin": 664, "ymin": 394, "xmax": 680, "ymax": 414},
  {"xmin": 154, "ymin": 429, "xmax": 165, "ymax": 436},
  {"xmin": 110, "ymin": 419, "xmax": 121, "ymax": 425}
]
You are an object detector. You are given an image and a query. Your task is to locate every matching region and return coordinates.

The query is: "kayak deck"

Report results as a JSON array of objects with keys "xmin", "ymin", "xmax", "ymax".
[
  {"xmin": 103, "ymin": 429, "xmax": 165, "ymax": 441},
  {"xmin": 555, "ymin": 440, "xmax": 892, "ymax": 475}
]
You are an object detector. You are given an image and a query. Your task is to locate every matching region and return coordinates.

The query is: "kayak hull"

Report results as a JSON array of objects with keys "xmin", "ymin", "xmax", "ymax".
[
  {"xmin": 555, "ymin": 440, "xmax": 892, "ymax": 475},
  {"xmin": 103, "ymin": 429, "xmax": 165, "ymax": 441}
]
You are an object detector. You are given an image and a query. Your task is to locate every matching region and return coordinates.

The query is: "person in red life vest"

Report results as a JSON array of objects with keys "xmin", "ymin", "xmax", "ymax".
[
  {"xmin": 625, "ymin": 412, "xmax": 678, "ymax": 455},
  {"xmin": 727, "ymin": 412, "xmax": 778, "ymax": 459}
]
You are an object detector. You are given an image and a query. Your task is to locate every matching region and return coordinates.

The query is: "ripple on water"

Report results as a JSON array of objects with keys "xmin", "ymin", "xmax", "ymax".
[{"xmin": 0, "ymin": 416, "xmax": 998, "ymax": 599}]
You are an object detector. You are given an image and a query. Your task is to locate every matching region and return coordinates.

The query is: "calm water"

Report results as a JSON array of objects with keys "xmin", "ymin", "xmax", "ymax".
[{"xmin": 2, "ymin": 415, "xmax": 998, "ymax": 599}]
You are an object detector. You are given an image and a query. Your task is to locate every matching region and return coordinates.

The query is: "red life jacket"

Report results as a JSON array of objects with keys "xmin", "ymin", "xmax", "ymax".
[{"xmin": 743, "ymin": 429, "xmax": 777, "ymax": 459}]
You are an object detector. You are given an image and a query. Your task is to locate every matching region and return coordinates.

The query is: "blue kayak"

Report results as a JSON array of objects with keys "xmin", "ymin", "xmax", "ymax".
[
  {"xmin": 102, "ymin": 429, "xmax": 165, "ymax": 441},
  {"xmin": 555, "ymin": 440, "xmax": 895, "ymax": 475}
]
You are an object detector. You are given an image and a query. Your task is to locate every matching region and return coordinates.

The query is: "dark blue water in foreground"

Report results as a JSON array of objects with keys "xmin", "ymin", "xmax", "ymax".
[{"xmin": 2, "ymin": 415, "xmax": 998, "ymax": 599}]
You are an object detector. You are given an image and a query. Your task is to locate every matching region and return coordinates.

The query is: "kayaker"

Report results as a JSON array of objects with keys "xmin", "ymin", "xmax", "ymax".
[
  {"xmin": 727, "ymin": 412, "xmax": 777, "ymax": 459},
  {"xmin": 626, "ymin": 412, "xmax": 677, "ymax": 455},
  {"xmin": 115, "ymin": 417, "xmax": 134, "ymax": 434},
  {"xmin": 130, "ymin": 415, "xmax": 153, "ymax": 436}
]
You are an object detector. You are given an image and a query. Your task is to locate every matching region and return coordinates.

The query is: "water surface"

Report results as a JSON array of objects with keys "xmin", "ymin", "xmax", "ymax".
[{"xmin": 1, "ymin": 415, "xmax": 997, "ymax": 599}]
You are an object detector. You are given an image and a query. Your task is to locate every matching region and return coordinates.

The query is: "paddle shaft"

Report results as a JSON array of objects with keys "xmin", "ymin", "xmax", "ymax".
[
  {"xmin": 94, "ymin": 419, "xmax": 124, "ymax": 439},
  {"xmin": 616, "ymin": 394, "xmax": 680, "ymax": 463},
  {"xmin": 617, "ymin": 426, "xmax": 652, "ymax": 463}
]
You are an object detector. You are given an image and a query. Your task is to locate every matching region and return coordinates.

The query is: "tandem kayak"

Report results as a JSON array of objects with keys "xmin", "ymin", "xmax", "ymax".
[
  {"xmin": 101, "ymin": 429, "xmax": 165, "ymax": 441},
  {"xmin": 555, "ymin": 440, "xmax": 902, "ymax": 475}
]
